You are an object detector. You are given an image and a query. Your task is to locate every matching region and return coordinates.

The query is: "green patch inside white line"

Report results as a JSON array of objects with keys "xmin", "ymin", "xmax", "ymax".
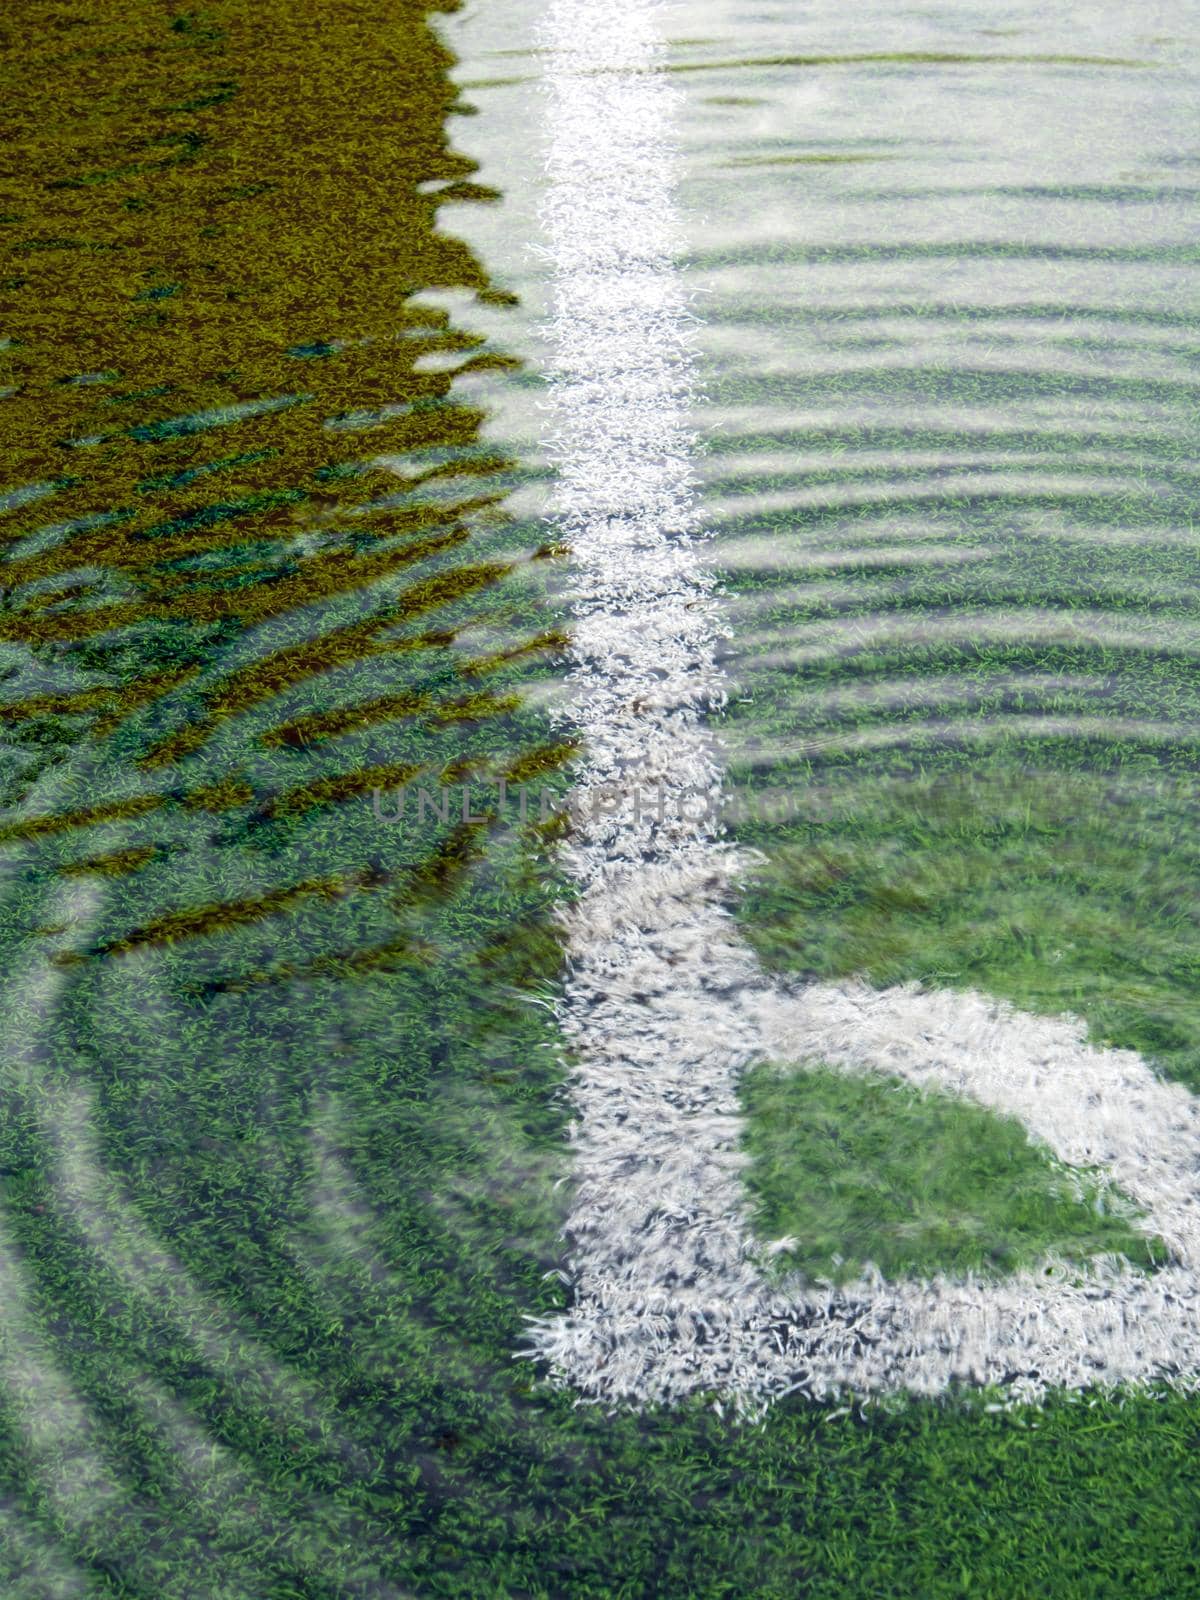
[{"xmin": 740, "ymin": 1057, "xmax": 1163, "ymax": 1284}]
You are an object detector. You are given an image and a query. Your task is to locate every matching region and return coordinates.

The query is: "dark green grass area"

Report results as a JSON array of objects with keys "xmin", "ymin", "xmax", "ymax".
[
  {"xmin": 5, "ymin": 737, "xmax": 1199, "ymax": 1599},
  {"xmin": 734, "ymin": 761, "xmax": 1200, "ymax": 1092},
  {"xmin": 8, "ymin": 1338, "xmax": 1200, "ymax": 1600},
  {"xmin": 3, "ymin": 740, "xmax": 1196, "ymax": 1599},
  {"xmin": 740, "ymin": 1058, "xmax": 1161, "ymax": 1284}
]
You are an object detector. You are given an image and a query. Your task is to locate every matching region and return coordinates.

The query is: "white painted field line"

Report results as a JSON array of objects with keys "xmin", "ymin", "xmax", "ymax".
[{"xmin": 520, "ymin": 0, "xmax": 1200, "ymax": 1413}]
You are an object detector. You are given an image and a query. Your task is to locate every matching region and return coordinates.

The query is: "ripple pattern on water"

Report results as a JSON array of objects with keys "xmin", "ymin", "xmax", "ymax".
[
  {"xmin": 1, "ymin": 5, "xmax": 574, "ymax": 1590},
  {"xmin": 681, "ymin": 3, "xmax": 1199, "ymax": 790},
  {"xmin": 674, "ymin": 0, "xmax": 1200, "ymax": 1101}
]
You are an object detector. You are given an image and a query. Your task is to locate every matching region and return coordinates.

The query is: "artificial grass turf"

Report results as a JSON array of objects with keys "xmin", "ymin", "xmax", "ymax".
[
  {"xmin": 6, "ymin": 746, "xmax": 1196, "ymax": 1600},
  {"xmin": 739, "ymin": 1057, "xmax": 1161, "ymax": 1285},
  {"xmin": 696, "ymin": 376, "xmax": 1200, "ymax": 1589},
  {"xmin": 733, "ymin": 760, "xmax": 1200, "ymax": 1092},
  {"xmin": 5, "ymin": 877, "xmax": 1200, "ymax": 1600},
  {"xmin": 4, "ymin": 3, "xmax": 1200, "ymax": 1596},
  {"xmin": 7, "ymin": 1289, "xmax": 1200, "ymax": 1600},
  {"xmin": 728, "ymin": 757, "xmax": 1200, "ymax": 1295}
]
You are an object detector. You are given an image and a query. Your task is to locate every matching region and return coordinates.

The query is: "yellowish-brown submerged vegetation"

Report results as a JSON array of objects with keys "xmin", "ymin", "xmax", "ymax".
[{"xmin": 1, "ymin": 0, "xmax": 572, "ymax": 951}]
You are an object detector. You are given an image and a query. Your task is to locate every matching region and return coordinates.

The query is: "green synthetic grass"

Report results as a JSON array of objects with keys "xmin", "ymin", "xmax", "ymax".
[
  {"xmin": 5, "ymin": 744, "xmax": 1196, "ymax": 1599},
  {"xmin": 740, "ymin": 1058, "xmax": 1161, "ymax": 1284},
  {"xmin": 735, "ymin": 762, "xmax": 1200, "ymax": 1092},
  {"xmin": 4, "ymin": 2, "xmax": 1200, "ymax": 1595},
  {"xmin": 700, "ymin": 389, "xmax": 1200, "ymax": 1590}
]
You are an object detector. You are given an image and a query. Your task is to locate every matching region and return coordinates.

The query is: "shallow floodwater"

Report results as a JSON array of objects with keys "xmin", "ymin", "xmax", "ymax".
[
  {"xmin": 452, "ymin": 0, "xmax": 1200, "ymax": 1275},
  {"xmin": 668, "ymin": 3, "xmax": 1200, "ymax": 1099},
  {"xmin": 2, "ymin": 0, "xmax": 1198, "ymax": 1592}
]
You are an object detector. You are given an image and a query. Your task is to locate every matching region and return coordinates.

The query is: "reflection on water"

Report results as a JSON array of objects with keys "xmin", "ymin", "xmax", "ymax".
[{"xmin": 1, "ymin": 4, "xmax": 573, "ymax": 1590}]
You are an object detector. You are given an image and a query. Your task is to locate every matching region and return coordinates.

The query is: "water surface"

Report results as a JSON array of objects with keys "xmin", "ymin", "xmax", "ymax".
[{"xmin": 2, "ymin": 0, "xmax": 1199, "ymax": 1592}]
